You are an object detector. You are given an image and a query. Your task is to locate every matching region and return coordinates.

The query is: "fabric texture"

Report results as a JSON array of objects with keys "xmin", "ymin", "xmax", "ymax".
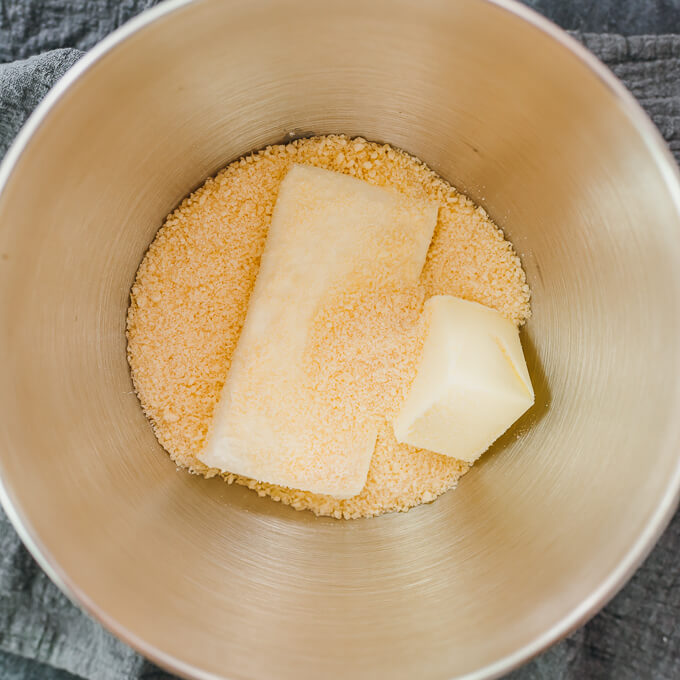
[{"xmin": 0, "ymin": 2, "xmax": 679, "ymax": 679}]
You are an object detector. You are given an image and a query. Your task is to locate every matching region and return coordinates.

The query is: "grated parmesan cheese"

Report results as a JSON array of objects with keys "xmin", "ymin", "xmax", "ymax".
[{"xmin": 126, "ymin": 135, "xmax": 531, "ymax": 518}]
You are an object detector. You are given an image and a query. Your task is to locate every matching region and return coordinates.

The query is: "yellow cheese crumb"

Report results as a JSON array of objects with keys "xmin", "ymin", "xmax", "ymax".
[{"xmin": 126, "ymin": 134, "xmax": 531, "ymax": 518}]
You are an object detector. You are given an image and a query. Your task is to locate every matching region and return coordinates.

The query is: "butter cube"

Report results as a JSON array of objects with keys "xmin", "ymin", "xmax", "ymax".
[{"xmin": 393, "ymin": 295, "xmax": 534, "ymax": 462}]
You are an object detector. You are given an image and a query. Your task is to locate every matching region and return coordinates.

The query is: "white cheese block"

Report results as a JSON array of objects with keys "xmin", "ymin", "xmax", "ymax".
[
  {"xmin": 200, "ymin": 164, "xmax": 439, "ymax": 498},
  {"xmin": 393, "ymin": 295, "xmax": 534, "ymax": 463}
]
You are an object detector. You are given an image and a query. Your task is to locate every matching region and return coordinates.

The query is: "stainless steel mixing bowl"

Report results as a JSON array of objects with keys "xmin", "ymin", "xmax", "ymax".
[{"xmin": 1, "ymin": 0, "xmax": 680, "ymax": 678}]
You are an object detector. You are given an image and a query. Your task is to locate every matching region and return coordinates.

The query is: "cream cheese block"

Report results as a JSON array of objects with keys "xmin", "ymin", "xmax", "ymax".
[
  {"xmin": 200, "ymin": 164, "xmax": 439, "ymax": 497},
  {"xmin": 393, "ymin": 295, "xmax": 534, "ymax": 463}
]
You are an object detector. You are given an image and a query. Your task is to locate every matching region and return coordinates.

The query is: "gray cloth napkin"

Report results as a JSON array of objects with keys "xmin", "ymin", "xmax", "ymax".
[{"xmin": 0, "ymin": 6, "xmax": 679, "ymax": 680}]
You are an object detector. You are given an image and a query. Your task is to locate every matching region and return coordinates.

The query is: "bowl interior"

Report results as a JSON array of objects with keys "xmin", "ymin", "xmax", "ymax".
[{"xmin": 1, "ymin": 1, "xmax": 680, "ymax": 679}]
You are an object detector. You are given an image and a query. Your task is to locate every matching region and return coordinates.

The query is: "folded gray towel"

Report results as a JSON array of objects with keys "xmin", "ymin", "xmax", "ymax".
[{"xmin": 0, "ymin": 27, "xmax": 678, "ymax": 680}]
